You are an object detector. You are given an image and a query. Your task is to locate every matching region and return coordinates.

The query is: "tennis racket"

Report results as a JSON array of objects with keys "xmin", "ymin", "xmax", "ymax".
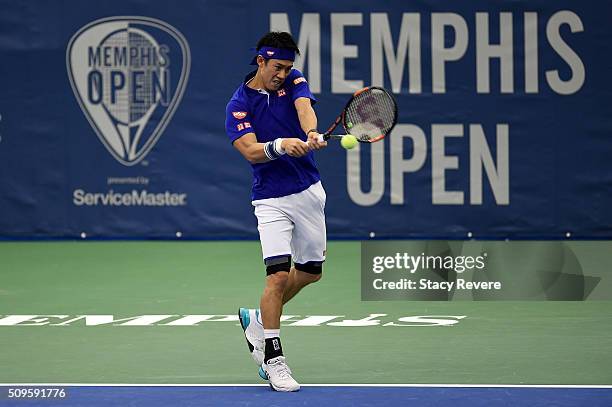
[{"xmin": 317, "ymin": 86, "xmax": 398, "ymax": 143}]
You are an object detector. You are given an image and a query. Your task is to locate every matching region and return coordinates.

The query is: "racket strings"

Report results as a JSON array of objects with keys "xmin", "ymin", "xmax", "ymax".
[
  {"xmin": 345, "ymin": 88, "xmax": 396, "ymax": 141},
  {"xmin": 345, "ymin": 88, "xmax": 397, "ymax": 141}
]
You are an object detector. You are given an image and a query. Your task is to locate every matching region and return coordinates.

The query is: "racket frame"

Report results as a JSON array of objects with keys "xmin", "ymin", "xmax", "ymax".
[{"xmin": 321, "ymin": 86, "xmax": 398, "ymax": 143}]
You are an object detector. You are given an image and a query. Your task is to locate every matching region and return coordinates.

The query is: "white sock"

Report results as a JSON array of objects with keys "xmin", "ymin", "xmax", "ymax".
[{"xmin": 264, "ymin": 329, "xmax": 280, "ymax": 339}]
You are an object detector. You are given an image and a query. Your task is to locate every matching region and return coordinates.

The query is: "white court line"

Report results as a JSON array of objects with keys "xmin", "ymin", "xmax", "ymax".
[{"xmin": 1, "ymin": 384, "xmax": 611, "ymax": 388}]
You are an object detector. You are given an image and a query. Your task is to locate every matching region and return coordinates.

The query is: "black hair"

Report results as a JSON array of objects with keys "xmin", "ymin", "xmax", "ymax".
[{"xmin": 256, "ymin": 32, "xmax": 300, "ymax": 55}]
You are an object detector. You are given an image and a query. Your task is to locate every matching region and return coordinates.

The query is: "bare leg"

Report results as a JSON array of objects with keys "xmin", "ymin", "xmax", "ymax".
[
  {"xmin": 260, "ymin": 271, "xmax": 289, "ymax": 329},
  {"xmin": 282, "ymin": 267, "xmax": 322, "ymax": 304},
  {"xmin": 260, "ymin": 268, "xmax": 321, "ymax": 328}
]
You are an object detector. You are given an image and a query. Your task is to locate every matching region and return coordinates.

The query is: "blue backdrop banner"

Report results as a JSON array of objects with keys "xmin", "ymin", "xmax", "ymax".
[{"xmin": 0, "ymin": 1, "xmax": 610, "ymax": 239}]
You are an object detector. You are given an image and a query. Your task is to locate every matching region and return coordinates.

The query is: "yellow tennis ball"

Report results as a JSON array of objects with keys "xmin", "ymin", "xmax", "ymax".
[{"xmin": 341, "ymin": 134, "xmax": 358, "ymax": 149}]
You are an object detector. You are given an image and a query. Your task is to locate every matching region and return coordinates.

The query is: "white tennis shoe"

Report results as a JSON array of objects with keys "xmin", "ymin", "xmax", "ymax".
[
  {"xmin": 262, "ymin": 356, "xmax": 300, "ymax": 392},
  {"xmin": 238, "ymin": 308, "xmax": 264, "ymax": 366}
]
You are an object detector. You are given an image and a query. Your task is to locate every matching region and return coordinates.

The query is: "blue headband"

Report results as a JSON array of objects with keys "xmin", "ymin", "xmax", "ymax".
[{"xmin": 249, "ymin": 46, "xmax": 296, "ymax": 65}]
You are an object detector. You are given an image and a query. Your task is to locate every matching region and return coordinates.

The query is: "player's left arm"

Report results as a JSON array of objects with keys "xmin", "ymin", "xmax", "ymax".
[
  {"xmin": 290, "ymin": 69, "xmax": 326, "ymax": 150},
  {"xmin": 295, "ymin": 97, "xmax": 326, "ymax": 150}
]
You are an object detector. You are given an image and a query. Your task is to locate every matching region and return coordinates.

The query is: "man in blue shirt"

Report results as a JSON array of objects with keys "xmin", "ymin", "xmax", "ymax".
[{"xmin": 225, "ymin": 32, "xmax": 327, "ymax": 392}]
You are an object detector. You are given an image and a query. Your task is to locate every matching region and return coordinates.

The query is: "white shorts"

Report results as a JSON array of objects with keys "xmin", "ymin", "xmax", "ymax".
[{"xmin": 252, "ymin": 181, "xmax": 327, "ymax": 266}]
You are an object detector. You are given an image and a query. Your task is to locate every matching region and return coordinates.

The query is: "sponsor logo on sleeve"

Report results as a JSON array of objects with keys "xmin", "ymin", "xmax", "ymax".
[{"xmin": 237, "ymin": 122, "xmax": 251, "ymax": 131}]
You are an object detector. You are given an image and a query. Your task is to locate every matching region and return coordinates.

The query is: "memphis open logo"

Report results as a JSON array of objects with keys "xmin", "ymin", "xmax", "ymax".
[{"xmin": 66, "ymin": 16, "xmax": 191, "ymax": 166}]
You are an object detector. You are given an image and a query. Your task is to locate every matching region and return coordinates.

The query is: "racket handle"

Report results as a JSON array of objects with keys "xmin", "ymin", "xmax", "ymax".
[{"xmin": 318, "ymin": 134, "xmax": 343, "ymax": 142}]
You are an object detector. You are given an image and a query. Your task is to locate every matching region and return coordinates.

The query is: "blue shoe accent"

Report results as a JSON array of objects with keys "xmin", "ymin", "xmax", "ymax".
[
  {"xmin": 258, "ymin": 366, "xmax": 268, "ymax": 381},
  {"xmin": 239, "ymin": 308, "xmax": 250, "ymax": 330},
  {"xmin": 238, "ymin": 307, "xmax": 265, "ymax": 372},
  {"xmin": 238, "ymin": 308, "xmax": 255, "ymax": 353}
]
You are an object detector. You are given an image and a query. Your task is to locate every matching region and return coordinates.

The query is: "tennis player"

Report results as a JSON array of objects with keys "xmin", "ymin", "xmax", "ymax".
[{"xmin": 225, "ymin": 32, "xmax": 327, "ymax": 392}]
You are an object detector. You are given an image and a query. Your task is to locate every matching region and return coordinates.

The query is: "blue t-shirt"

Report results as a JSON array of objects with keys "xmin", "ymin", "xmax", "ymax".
[{"xmin": 225, "ymin": 69, "xmax": 320, "ymax": 200}]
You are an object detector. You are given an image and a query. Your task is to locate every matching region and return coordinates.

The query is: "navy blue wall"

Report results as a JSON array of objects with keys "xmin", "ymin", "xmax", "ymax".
[{"xmin": 0, "ymin": 1, "xmax": 610, "ymax": 239}]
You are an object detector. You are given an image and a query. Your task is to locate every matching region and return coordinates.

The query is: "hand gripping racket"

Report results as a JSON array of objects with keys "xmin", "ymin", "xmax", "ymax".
[{"xmin": 317, "ymin": 86, "xmax": 398, "ymax": 144}]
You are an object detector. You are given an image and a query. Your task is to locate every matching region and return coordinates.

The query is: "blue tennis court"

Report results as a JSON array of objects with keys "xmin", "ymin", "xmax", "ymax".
[{"xmin": 2, "ymin": 385, "xmax": 612, "ymax": 407}]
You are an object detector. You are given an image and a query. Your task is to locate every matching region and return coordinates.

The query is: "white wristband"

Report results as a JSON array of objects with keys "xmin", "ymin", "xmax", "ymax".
[{"xmin": 273, "ymin": 138, "xmax": 286, "ymax": 155}]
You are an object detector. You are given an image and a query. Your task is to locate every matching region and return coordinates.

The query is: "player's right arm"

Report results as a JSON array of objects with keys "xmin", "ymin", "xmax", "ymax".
[
  {"xmin": 233, "ymin": 133, "xmax": 310, "ymax": 163},
  {"xmin": 226, "ymin": 101, "xmax": 309, "ymax": 163}
]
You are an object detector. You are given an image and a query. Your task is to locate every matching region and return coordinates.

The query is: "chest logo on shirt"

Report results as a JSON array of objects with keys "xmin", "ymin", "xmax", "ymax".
[
  {"xmin": 232, "ymin": 111, "xmax": 247, "ymax": 119},
  {"xmin": 277, "ymin": 89, "xmax": 286, "ymax": 97}
]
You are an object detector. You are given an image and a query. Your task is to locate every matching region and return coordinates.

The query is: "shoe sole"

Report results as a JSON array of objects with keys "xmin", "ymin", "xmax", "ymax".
[
  {"xmin": 268, "ymin": 382, "xmax": 300, "ymax": 392},
  {"xmin": 260, "ymin": 366, "xmax": 299, "ymax": 391}
]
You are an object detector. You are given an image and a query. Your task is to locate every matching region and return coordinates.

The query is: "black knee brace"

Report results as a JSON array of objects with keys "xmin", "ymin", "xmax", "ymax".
[
  {"xmin": 294, "ymin": 261, "xmax": 323, "ymax": 275},
  {"xmin": 265, "ymin": 255, "xmax": 292, "ymax": 275}
]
